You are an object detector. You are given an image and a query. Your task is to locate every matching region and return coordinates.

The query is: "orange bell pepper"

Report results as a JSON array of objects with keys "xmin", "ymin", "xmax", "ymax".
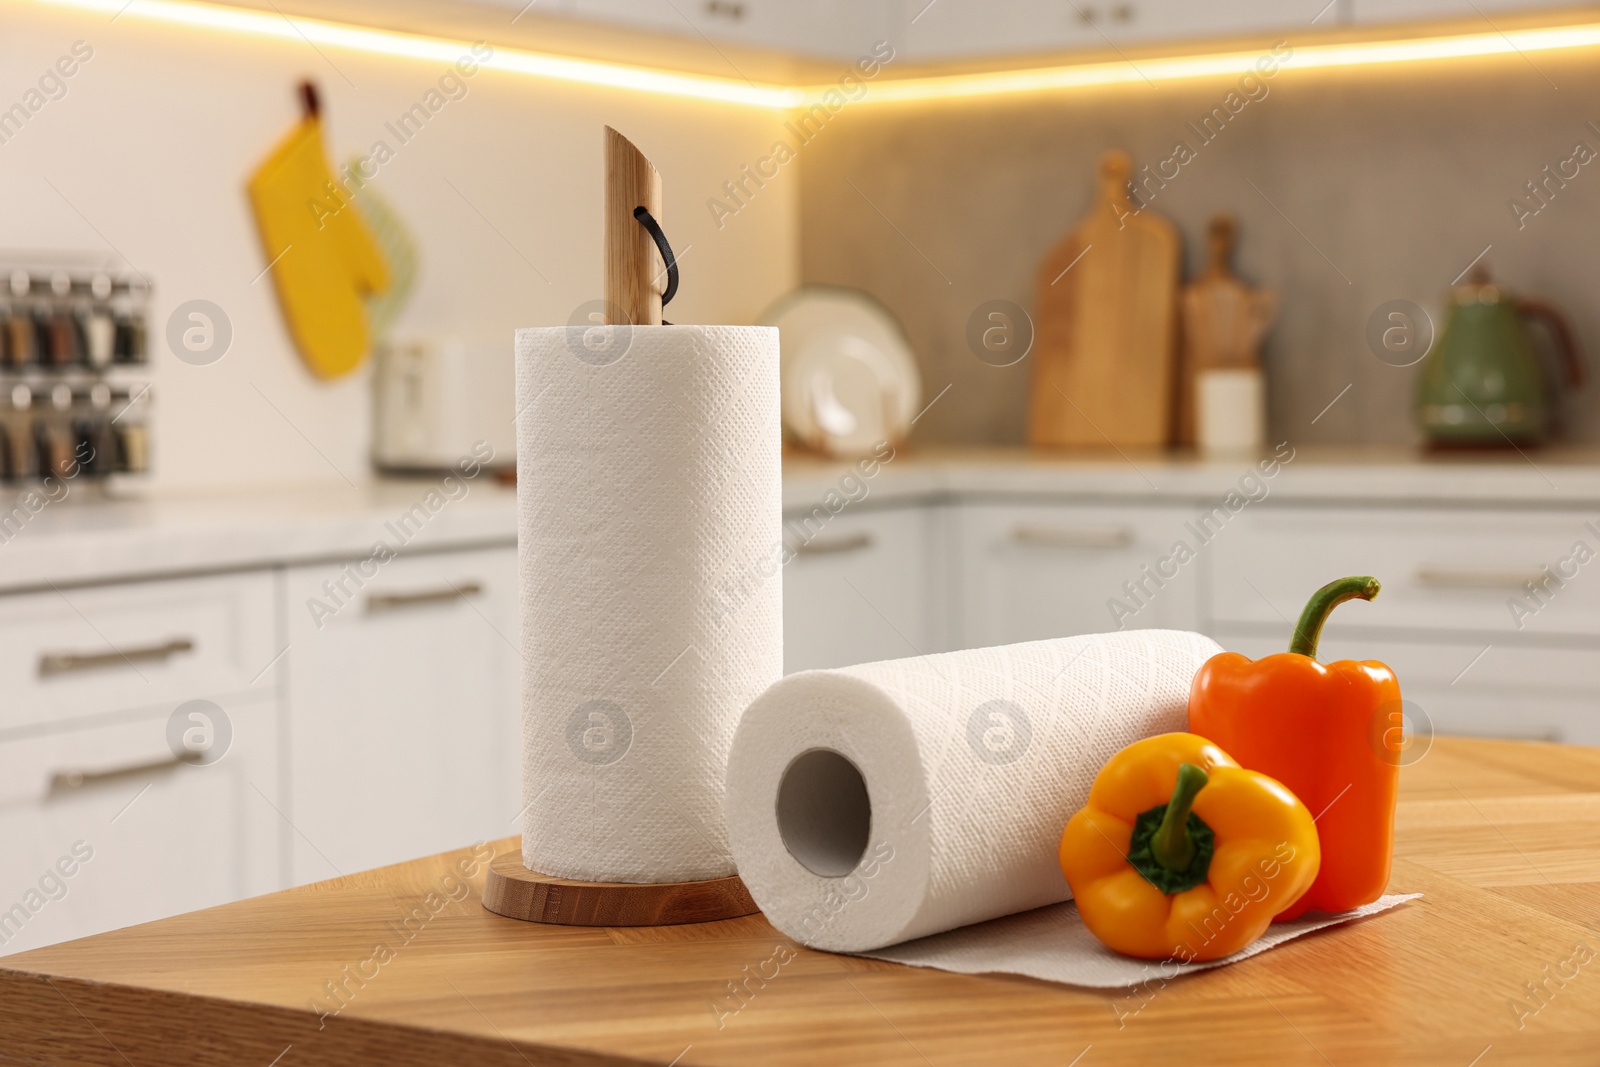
[
  {"xmin": 1188, "ymin": 576, "xmax": 1401, "ymax": 920},
  {"xmin": 1060, "ymin": 732, "xmax": 1320, "ymax": 961}
]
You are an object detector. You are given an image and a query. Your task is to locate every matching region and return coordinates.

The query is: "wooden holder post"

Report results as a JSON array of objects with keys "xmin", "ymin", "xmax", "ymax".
[
  {"xmin": 486, "ymin": 127, "xmax": 757, "ymax": 928},
  {"xmin": 603, "ymin": 126, "xmax": 664, "ymax": 326}
]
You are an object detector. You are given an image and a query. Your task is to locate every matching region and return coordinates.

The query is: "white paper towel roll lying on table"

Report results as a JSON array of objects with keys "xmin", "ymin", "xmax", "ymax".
[
  {"xmin": 516, "ymin": 323, "xmax": 781, "ymax": 884},
  {"xmin": 725, "ymin": 629, "xmax": 1222, "ymax": 951}
]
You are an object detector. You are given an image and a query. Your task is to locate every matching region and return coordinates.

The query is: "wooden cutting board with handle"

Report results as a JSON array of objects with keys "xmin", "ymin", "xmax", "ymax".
[{"xmin": 1028, "ymin": 149, "xmax": 1180, "ymax": 448}]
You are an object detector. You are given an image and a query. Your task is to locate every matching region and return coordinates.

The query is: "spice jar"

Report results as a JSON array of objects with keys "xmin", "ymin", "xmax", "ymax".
[
  {"xmin": 5, "ymin": 384, "xmax": 35, "ymax": 480},
  {"xmin": 85, "ymin": 274, "xmax": 115, "ymax": 368},
  {"xmin": 36, "ymin": 383, "xmax": 76, "ymax": 480}
]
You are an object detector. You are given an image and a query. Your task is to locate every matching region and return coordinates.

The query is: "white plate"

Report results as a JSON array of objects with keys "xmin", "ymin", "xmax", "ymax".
[{"xmin": 762, "ymin": 287, "xmax": 920, "ymax": 457}]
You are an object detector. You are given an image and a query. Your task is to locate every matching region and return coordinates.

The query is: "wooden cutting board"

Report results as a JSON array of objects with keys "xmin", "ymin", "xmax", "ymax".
[{"xmin": 1028, "ymin": 150, "xmax": 1179, "ymax": 448}]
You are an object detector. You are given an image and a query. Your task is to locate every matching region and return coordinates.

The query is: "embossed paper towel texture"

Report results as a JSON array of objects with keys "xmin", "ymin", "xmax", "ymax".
[{"xmin": 517, "ymin": 324, "xmax": 781, "ymax": 883}]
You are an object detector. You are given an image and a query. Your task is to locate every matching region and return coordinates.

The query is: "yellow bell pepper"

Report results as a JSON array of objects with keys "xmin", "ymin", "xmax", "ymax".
[{"xmin": 1060, "ymin": 733, "xmax": 1320, "ymax": 961}]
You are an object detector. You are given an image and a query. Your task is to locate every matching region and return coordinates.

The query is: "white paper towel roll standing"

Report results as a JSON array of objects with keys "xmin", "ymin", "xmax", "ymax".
[
  {"xmin": 516, "ymin": 323, "xmax": 781, "ymax": 883},
  {"xmin": 725, "ymin": 629, "xmax": 1222, "ymax": 951}
]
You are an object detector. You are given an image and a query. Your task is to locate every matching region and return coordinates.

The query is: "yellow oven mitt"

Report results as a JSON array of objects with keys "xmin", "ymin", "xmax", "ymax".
[{"xmin": 247, "ymin": 113, "xmax": 389, "ymax": 379}]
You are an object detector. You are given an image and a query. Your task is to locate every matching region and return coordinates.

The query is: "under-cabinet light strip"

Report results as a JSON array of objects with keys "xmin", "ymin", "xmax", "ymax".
[
  {"xmin": 27, "ymin": 0, "xmax": 1600, "ymax": 109},
  {"xmin": 861, "ymin": 23, "xmax": 1600, "ymax": 104},
  {"xmin": 32, "ymin": 0, "xmax": 804, "ymax": 108}
]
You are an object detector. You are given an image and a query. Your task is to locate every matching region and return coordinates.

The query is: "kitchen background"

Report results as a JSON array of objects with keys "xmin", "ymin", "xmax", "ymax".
[
  {"xmin": 3, "ymin": 0, "xmax": 1599, "ymax": 958},
  {"xmin": 802, "ymin": 50, "xmax": 1600, "ymax": 445},
  {"xmin": 3, "ymin": 0, "xmax": 798, "ymax": 491},
  {"xmin": 7, "ymin": 1, "xmax": 1600, "ymax": 478}
]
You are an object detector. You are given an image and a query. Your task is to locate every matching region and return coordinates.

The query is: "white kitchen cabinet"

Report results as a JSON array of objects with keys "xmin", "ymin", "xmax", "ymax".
[
  {"xmin": 0, "ymin": 571, "xmax": 277, "ymax": 734},
  {"xmin": 515, "ymin": 0, "xmax": 1337, "ymax": 62},
  {"xmin": 953, "ymin": 502, "xmax": 1203, "ymax": 649},
  {"xmin": 959, "ymin": 0, "xmax": 1333, "ymax": 57},
  {"xmin": 562, "ymin": 0, "xmax": 679, "ymax": 35},
  {"xmin": 381, "ymin": 0, "xmax": 1569, "ymax": 62},
  {"xmin": 1207, "ymin": 502, "xmax": 1600, "ymax": 746},
  {"xmin": 564, "ymin": 0, "xmax": 889, "ymax": 58},
  {"xmin": 1349, "ymin": 0, "xmax": 1562, "ymax": 26},
  {"xmin": 283, "ymin": 545, "xmax": 521, "ymax": 883},
  {"xmin": 0, "ymin": 698, "xmax": 281, "ymax": 956},
  {"xmin": 782, "ymin": 505, "xmax": 943, "ymax": 672},
  {"xmin": 890, "ymin": 0, "xmax": 1103, "ymax": 63},
  {"xmin": 888, "ymin": 0, "xmax": 1301, "ymax": 63},
  {"xmin": 1209, "ymin": 506, "xmax": 1600, "ymax": 639}
]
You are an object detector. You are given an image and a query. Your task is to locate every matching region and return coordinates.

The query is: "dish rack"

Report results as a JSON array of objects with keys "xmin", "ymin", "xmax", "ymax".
[{"xmin": 0, "ymin": 264, "xmax": 152, "ymax": 484}]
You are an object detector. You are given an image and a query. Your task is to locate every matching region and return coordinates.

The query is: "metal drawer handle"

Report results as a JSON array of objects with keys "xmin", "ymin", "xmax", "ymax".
[
  {"xmin": 1011, "ymin": 524, "xmax": 1134, "ymax": 549},
  {"xmin": 38, "ymin": 637, "xmax": 195, "ymax": 678},
  {"xmin": 366, "ymin": 581, "xmax": 483, "ymax": 613},
  {"xmin": 793, "ymin": 533, "xmax": 875, "ymax": 557},
  {"xmin": 1415, "ymin": 567, "xmax": 1544, "ymax": 590},
  {"xmin": 48, "ymin": 752, "xmax": 199, "ymax": 797}
]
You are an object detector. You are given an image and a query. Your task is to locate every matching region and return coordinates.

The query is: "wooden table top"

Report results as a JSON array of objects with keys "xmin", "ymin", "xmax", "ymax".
[{"xmin": 6, "ymin": 736, "xmax": 1600, "ymax": 1066}]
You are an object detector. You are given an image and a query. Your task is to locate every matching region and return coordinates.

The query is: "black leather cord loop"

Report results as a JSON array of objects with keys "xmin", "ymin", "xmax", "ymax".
[{"xmin": 632, "ymin": 205, "xmax": 679, "ymax": 311}]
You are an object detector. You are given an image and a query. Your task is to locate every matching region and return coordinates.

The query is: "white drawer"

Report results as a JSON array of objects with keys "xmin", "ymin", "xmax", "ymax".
[
  {"xmin": 1211, "ymin": 508, "xmax": 1600, "ymax": 638},
  {"xmin": 0, "ymin": 571, "xmax": 278, "ymax": 734},
  {"xmin": 953, "ymin": 502, "xmax": 1202, "ymax": 649},
  {"xmin": 0, "ymin": 698, "xmax": 281, "ymax": 956},
  {"xmin": 783, "ymin": 506, "xmax": 940, "ymax": 672},
  {"xmin": 1215, "ymin": 629, "xmax": 1600, "ymax": 745}
]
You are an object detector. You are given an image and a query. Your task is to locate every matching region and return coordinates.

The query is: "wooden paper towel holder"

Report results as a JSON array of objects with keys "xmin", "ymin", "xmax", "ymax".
[
  {"xmin": 483, "ymin": 127, "xmax": 759, "ymax": 927},
  {"xmin": 482, "ymin": 853, "xmax": 758, "ymax": 926}
]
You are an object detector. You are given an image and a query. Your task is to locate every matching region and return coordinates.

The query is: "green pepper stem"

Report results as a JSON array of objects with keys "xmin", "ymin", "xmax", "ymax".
[
  {"xmin": 1150, "ymin": 763, "xmax": 1208, "ymax": 872},
  {"xmin": 1288, "ymin": 576, "xmax": 1381, "ymax": 660}
]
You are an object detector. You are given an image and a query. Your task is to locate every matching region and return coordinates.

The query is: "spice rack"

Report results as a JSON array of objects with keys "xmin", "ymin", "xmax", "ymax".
[{"xmin": 0, "ymin": 265, "xmax": 152, "ymax": 483}]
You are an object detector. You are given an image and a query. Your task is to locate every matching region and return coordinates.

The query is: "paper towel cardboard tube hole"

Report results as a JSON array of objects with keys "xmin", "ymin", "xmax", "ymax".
[{"xmin": 777, "ymin": 748, "xmax": 872, "ymax": 877}]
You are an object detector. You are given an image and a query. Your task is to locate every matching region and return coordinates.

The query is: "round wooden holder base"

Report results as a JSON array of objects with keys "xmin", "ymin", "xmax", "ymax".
[{"xmin": 480, "ymin": 850, "xmax": 760, "ymax": 927}]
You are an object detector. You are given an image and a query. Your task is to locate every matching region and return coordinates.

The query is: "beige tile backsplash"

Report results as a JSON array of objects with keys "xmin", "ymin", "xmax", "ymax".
[{"xmin": 798, "ymin": 50, "xmax": 1600, "ymax": 448}]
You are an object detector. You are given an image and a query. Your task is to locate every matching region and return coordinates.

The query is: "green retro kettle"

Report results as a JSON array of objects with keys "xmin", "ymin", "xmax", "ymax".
[{"xmin": 1415, "ymin": 267, "xmax": 1584, "ymax": 447}]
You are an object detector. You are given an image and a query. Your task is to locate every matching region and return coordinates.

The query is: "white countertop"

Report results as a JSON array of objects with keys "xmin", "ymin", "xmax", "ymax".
[
  {"xmin": 0, "ymin": 476, "xmax": 521, "ymax": 593},
  {"xmin": 781, "ymin": 445, "xmax": 1600, "ymax": 510},
  {"xmin": 7, "ymin": 446, "xmax": 1600, "ymax": 592}
]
